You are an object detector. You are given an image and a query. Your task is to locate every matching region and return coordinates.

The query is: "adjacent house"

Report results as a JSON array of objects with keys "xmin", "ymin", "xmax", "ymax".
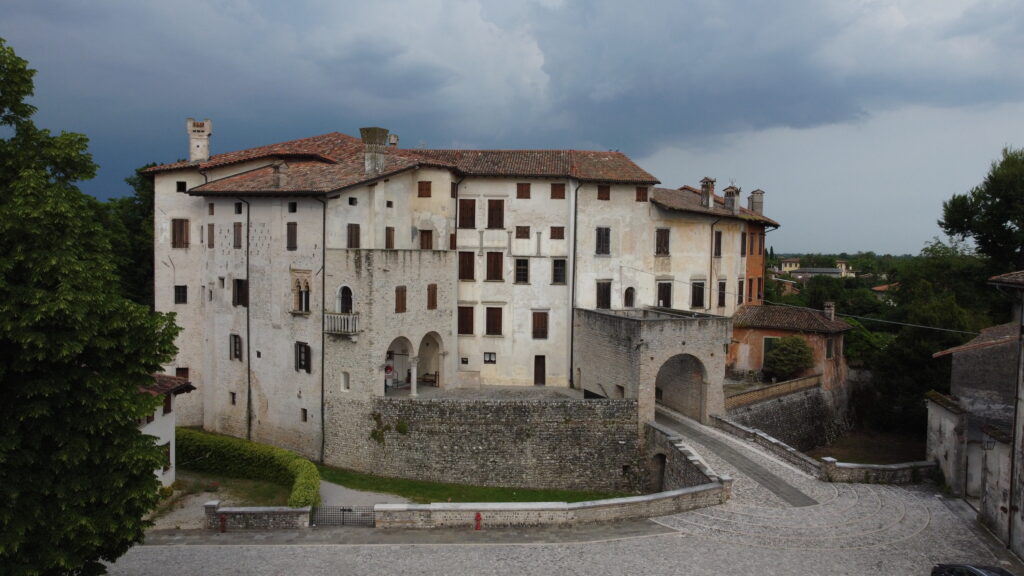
[{"xmin": 140, "ymin": 373, "xmax": 195, "ymax": 486}]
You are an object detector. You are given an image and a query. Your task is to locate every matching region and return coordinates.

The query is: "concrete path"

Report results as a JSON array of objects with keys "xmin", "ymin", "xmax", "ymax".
[
  {"xmin": 318, "ymin": 480, "xmax": 410, "ymax": 506},
  {"xmin": 655, "ymin": 409, "xmax": 818, "ymax": 507}
]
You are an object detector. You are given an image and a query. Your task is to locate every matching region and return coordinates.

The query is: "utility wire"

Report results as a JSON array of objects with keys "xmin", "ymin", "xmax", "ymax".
[{"xmin": 763, "ymin": 299, "xmax": 980, "ymax": 336}]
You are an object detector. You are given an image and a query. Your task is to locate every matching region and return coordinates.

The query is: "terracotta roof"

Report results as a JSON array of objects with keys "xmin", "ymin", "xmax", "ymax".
[
  {"xmin": 143, "ymin": 373, "xmax": 196, "ymax": 396},
  {"xmin": 732, "ymin": 304, "xmax": 850, "ymax": 334},
  {"xmin": 650, "ymin": 186, "xmax": 779, "ymax": 226},
  {"xmin": 143, "ymin": 132, "xmax": 363, "ymax": 174},
  {"xmin": 871, "ymin": 283, "xmax": 899, "ymax": 293},
  {"xmin": 933, "ymin": 322, "xmax": 1016, "ymax": 358},
  {"xmin": 402, "ymin": 148, "xmax": 658, "ymax": 184},
  {"xmin": 989, "ymin": 270, "xmax": 1024, "ymax": 289}
]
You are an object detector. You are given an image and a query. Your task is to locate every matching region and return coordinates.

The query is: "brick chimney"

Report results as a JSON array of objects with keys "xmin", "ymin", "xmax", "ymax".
[
  {"xmin": 723, "ymin": 185, "xmax": 741, "ymax": 215},
  {"xmin": 187, "ymin": 118, "xmax": 212, "ymax": 162},
  {"xmin": 824, "ymin": 301, "xmax": 835, "ymax": 321},
  {"xmin": 748, "ymin": 189, "xmax": 764, "ymax": 214},
  {"xmin": 360, "ymin": 127, "xmax": 389, "ymax": 175},
  {"xmin": 272, "ymin": 161, "xmax": 289, "ymax": 188},
  {"xmin": 700, "ymin": 177, "xmax": 715, "ymax": 208}
]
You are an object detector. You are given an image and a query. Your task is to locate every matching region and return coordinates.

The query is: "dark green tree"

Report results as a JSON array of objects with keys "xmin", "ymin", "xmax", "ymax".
[
  {"xmin": 940, "ymin": 147, "xmax": 1024, "ymax": 271},
  {"xmin": 0, "ymin": 38, "xmax": 180, "ymax": 575},
  {"xmin": 763, "ymin": 336, "xmax": 814, "ymax": 381},
  {"xmin": 104, "ymin": 164, "xmax": 156, "ymax": 307}
]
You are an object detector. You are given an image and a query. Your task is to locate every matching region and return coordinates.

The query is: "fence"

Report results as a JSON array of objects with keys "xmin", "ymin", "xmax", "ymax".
[
  {"xmin": 310, "ymin": 505, "xmax": 375, "ymax": 527},
  {"xmin": 724, "ymin": 374, "xmax": 821, "ymax": 411}
]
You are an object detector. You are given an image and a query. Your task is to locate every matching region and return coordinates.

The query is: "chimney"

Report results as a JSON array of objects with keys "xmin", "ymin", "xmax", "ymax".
[
  {"xmin": 187, "ymin": 118, "xmax": 213, "ymax": 162},
  {"xmin": 700, "ymin": 177, "xmax": 715, "ymax": 208},
  {"xmin": 748, "ymin": 189, "xmax": 765, "ymax": 215},
  {"xmin": 723, "ymin": 185, "xmax": 741, "ymax": 215},
  {"xmin": 272, "ymin": 161, "xmax": 289, "ymax": 188},
  {"xmin": 824, "ymin": 301, "xmax": 835, "ymax": 321},
  {"xmin": 387, "ymin": 133, "xmax": 399, "ymax": 147},
  {"xmin": 360, "ymin": 127, "xmax": 389, "ymax": 175}
]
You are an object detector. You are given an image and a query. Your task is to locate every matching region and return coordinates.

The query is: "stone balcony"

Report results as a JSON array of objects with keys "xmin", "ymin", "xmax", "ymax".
[{"xmin": 325, "ymin": 312, "xmax": 359, "ymax": 336}]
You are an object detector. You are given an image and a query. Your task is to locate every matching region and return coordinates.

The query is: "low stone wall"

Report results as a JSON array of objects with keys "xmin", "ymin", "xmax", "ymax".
[
  {"xmin": 819, "ymin": 458, "xmax": 938, "ymax": 484},
  {"xmin": 374, "ymin": 479, "xmax": 732, "ymax": 529},
  {"xmin": 726, "ymin": 385, "xmax": 840, "ymax": 451},
  {"xmin": 204, "ymin": 500, "xmax": 310, "ymax": 530},
  {"xmin": 646, "ymin": 421, "xmax": 717, "ymax": 489},
  {"xmin": 724, "ymin": 375, "xmax": 821, "ymax": 410},
  {"xmin": 711, "ymin": 415, "xmax": 822, "ymax": 477}
]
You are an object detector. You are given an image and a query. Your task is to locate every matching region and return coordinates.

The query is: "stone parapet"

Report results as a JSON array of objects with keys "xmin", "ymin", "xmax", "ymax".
[
  {"xmin": 819, "ymin": 458, "xmax": 938, "ymax": 484},
  {"xmin": 204, "ymin": 500, "xmax": 311, "ymax": 530}
]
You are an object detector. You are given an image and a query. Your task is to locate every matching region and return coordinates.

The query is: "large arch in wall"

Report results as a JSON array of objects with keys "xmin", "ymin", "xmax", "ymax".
[
  {"xmin": 385, "ymin": 336, "xmax": 414, "ymax": 394},
  {"xmin": 417, "ymin": 332, "xmax": 443, "ymax": 388},
  {"xmin": 655, "ymin": 353, "xmax": 707, "ymax": 422}
]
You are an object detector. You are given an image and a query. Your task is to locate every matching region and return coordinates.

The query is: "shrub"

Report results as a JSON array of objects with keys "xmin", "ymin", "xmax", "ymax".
[
  {"xmin": 176, "ymin": 428, "xmax": 321, "ymax": 507},
  {"xmin": 763, "ymin": 336, "xmax": 814, "ymax": 381}
]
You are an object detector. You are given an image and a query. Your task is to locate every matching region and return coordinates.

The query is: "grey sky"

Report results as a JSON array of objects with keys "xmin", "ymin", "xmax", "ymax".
[{"xmin": 4, "ymin": 0, "xmax": 1023, "ymax": 254}]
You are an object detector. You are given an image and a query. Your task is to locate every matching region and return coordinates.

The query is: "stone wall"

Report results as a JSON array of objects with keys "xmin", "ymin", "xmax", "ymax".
[
  {"xmin": 204, "ymin": 501, "xmax": 310, "ymax": 530},
  {"xmin": 925, "ymin": 393, "xmax": 967, "ymax": 493},
  {"xmin": 646, "ymin": 421, "xmax": 716, "ymax": 491},
  {"xmin": 819, "ymin": 458, "xmax": 938, "ymax": 484},
  {"xmin": 324, "ymin": 396, "xmax": 641, "ymax": 492},
  {"xmin": 979, "ymin": 438, "xmax": 1012, "ymax": 544},
  {"xmin": 711, "ymin": 415, "xmax": 822, "ymax": 477},
  {"xmin": 726, "ymin": 386, "xmax": 838, "ymax": 451}
]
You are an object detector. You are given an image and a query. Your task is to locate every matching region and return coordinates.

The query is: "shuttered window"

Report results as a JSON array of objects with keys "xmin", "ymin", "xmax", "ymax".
[
  {"xmin": 737, "ymin": 280, "xmax": 744, "ymax": 305},
  {"xmin": 295, "ymin": 342, "xmax": 311, "ymax": 373},
  {"xmin": 385, "ymin": 226, "xmax": 395, "ymax": 249},
  {"xmin": 532, "ymin": 311, "xmax": 548, "ymax": 339},
  {"xmin": 427, "ymin": 284, "xmax": 437, "ymax": 310},
  {"xmin": 551, "ymin": 183, "xmax": 565, "ymax": 199},
  {"xmin": 207, "ymin": 223, "xmax": 214, "ymax": 248},
  {"xmin": 419, "ymin": 230, "xmax": 433, "ymax": 250},
  {"xmin": 458, "ymin": 199, "xmax": 476, "ymax": 229},
  {"xmin": 718, "ymin": 281, "xmax": 727, "ymax": 307},
  {"xmin": 596, "ymin": 227, "xmax": 610, "ymax": 255},
  {"xmin": 741, "ymin": 232, "xmax": 747, "ymax": 257},
  {"xmin": 347, "ymin": 224, "xmax": 360, "ymax": 249},
  {"xmin": 418, "ymin": 181, "xmax": 431, "ymax": 197},
  {"xmin": 458, "ymin": 306, "xmax": 474, "ymax": 335},
  {"xmin": 691, "ymin": 281, "xmax": 705, "ymax": 308},
  {"xmin": 655, "ymin": 229, "xmax": 670, "ymax": 255},
  {"xmin": 458, "ymin": 251, "xmax": 475, "ymax": 280},
  {"xmin": 596, "ymin": 281, "xmax": 611, "ymax": 309},
  {"xmin": 233, "ymin": 222, "xmax": 242, "ymax": 249},
  {"xmin": 232, "ymin": 279, "xmax": 248, "ymax": 307},
  {"xmin": 171, "ymin": 219, "xmax": 190, "ymax": 248},
  {"xmin": 516, "ymin": 226, "xmax": 530, "ymax": 239},
  {"xmin": 487, "ymin": 199, "xmax": 504, "ymax": 229},
  {"xmin": 451, "ymin": 182, "xmax": 458, "ymax": 198},
  {"xmin": 597, "ymin": 185, "xmax": 610, "ymax": 201},
  {"xmin": 395, "ymin": 286, "xmax": 406, "ymax": 313},
  {"xmin": 485, "ymin": 307, "xmax": 502, "ymax": 336},
  {"xmin": 636, "ymin": 186, "xmax": 648, "ymax": 202},
  {"xmin": 714, "ymin": 231, "xmax": 722, "ymax": 258},
  {"xmin": 516, "ymin": 183, "xmax": 531, "ymax": 199},
  {"xmin": 287, "ymin": 222, "xmax": 297, "ymax": 251},
  {"xmin": 550, "ymin": 226, "xmax": 565, "ymax": 240},
  {"xmin": 657, "ymin": 282, "xmax": 672, "ymax": 308},
  {"xmin": 486, "ymin": 252, "xmax": 503, "ymax": 281}
]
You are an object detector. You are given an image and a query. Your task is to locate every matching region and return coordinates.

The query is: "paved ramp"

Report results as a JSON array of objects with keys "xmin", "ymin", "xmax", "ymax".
[{"xmin": 655, "ymin": 410, "xmax": 818, "ymax": 507}]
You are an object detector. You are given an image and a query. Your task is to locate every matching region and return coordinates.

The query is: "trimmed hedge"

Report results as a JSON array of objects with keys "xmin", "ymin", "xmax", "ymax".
[{"xmin": 176, "ymin": 428, "xmax": 321, "ymax": 507}]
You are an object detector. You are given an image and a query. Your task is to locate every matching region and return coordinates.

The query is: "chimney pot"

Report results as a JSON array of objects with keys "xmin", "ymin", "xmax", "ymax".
[
  {"xmin": 824, "ymin": 301, "xmax": 836, "ymax": 321},
  {"xmin": 748, "ymin": 189, "xmax": 765, "ymax": 215},
  {"xmin": 360, "ymin": 127, "xmax": 389, "ymax": 175},
  {"xmin": 723, "ymin": 185, "xmax": 741, "ymax": 215},
  {"xmin": 187, "ymin": 118, "xmax": 213, "ymax": 163},
  {"xmin": 700, "ymin": 177, "xmax": 715, "ymax": 208},
  {"xmin": 272, "ymin": 161, "xmax": 289, "ymax": 188}
]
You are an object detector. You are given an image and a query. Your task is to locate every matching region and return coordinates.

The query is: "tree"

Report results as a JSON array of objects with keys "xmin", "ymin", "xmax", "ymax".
[
  {"xmin": 0, "ymin": 38, "xmax": 179, "ymax": 575},
  {"xmin": 104, "ymin": 164, "xmax": 156, "ymax": 307},
  {"xmin": 763, "ymin": 336, "xmax": 814, "ymax": 381},
  {"xmin": 940, "ymin": 147, "xmax": 1024, "ymax": 271}
]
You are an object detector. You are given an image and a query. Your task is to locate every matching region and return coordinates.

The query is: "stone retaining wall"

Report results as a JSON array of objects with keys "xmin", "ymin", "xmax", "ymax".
[
  {"xmin": 204, "ymin": 501, "xmax": 310, "ymax": 530},
  {"xmin": 724, "ymin": 375, "xmax": 821, "ymax": 410},
  {"xmin": 646, "ymin": 421, "xmax": 717, "ymax": 490},
  {"xmin": 726, "ymin": 385, "xmax": 840, "ymax": 450},
  {"xmin": 711, "ymin": 415, "xmax": 822, "ymax": 477},
  {"xmin": 819, "ymin": 457, "xmax": 938, "ymax": 484}
]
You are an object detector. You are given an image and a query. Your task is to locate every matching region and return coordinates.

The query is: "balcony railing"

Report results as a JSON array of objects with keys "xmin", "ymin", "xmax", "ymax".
[{"xmin": 325, "ymin": 312, "xmax": 359, "ymax": 335}]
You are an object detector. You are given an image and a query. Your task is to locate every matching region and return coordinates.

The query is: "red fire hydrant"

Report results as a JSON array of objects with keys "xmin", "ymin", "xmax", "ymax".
[{"xmin": 474, "ymin": 512, "xmax": 482, "ymax": 531}]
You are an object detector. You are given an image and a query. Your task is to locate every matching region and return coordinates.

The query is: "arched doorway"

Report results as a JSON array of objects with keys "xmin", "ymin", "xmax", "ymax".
[
  {"xmin": 624, "ymin": 287, "xmax": 635, "ymax": 308},
  {"xmin": 336, "ymin": 286, "xmax": 353, "ymax": 314},
  {"xmin": 417, "ymin": 332, "xmax": 443, "ymax": 388},
  {"xmin": 649, "ymin": 453, "xmax": 667, "ymax": 492},
  {"xmin": 385, "ymin": 337, "xmax": 414, "ymax": 394},
  {"xmin": 655, "ymin": 354, "xmax": 707, "ymax": 422}
]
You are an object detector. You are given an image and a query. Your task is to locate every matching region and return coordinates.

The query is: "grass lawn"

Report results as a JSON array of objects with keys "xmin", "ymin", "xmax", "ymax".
[
  {"xmin": 317, "ymin": 465, "xmax": 626, "ymax": 504},
  {"xmin": 175, "ymin": 468, "xmax": 291, "ymax": 506},
  {"xmin": 806, "ymin": 428, "xmax": 926, "ymax": 465}
]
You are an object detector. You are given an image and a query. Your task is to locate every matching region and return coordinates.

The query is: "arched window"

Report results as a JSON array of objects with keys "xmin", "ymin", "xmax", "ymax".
[
  {"xmin": 624, "ymin": 287, "xmax": 635, "ymax": 308},
  {"xmin": 299, "ymin": 281, "xmax": 310, "ymax": 313},
  {"xmin": 337, "ymin": 286, "xmax": 353, "ymax": 314}
]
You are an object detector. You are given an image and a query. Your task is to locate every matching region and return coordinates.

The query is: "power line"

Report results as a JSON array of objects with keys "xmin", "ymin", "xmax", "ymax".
[{"xmin": 763, "ymin": 299, "xmax": 980, "ymax": 336}]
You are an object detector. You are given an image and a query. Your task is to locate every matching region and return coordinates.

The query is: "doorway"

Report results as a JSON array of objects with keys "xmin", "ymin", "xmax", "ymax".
[{"xmin": 534, "ymin": 355, "xmax": 546, "ymax": 386}]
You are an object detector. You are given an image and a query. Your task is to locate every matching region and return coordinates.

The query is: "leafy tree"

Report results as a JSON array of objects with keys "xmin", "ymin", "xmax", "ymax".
[
  {"xmin": 763, "ymin": 336, "xmax": 814, "ymax": 381},
  {"xmin": 104, "ymin": 164, "xmax": 157, "ymax": 307},
  {"xmin": 940, "ymin": 147, "xmax": 1024, "ymax": 271},
  {"xmin": 0, "ymin": 38, "xmax": 179, "ymax": 575}
]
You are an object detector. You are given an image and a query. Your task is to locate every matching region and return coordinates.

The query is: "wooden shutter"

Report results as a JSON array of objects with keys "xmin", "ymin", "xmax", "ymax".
[
  {"xmin": 516, "ymin": 183, "xmax": 530, "ymax": 199},
  {"xmin": 385, "ymin": 227, "xmax": 395, "ymax": 249},
  {"xmin": 532, "ymin": 311, "xmax": 548, "ymax": 339},
  {"xmin": 418, "ymin": 181, "xmax": 431, "ymax": 197},
  {"xmin": 395, "ymin": 286, "xmax": 406, "ymax": 313},
  {"xmin": 550, "ymin": 226, "xmax": 564, "ymax": 240},
  {"xmin": 233, "ymin": 222, "xmax": 242, "ymax": 249},
  {"xmin": 419, "ymin": 230, "xmax": 433, "ymax": 250},
  {"xmin": 450, "ymin": 182, "xmax": 458, "ymax": 198},
  {"xmin": 458, "ymin": 199, "xmax": 476, "ymax": 229},
  {"xmin": 486, "ymin": 307, "xmax": 502, "ymax": 335},
  {"xmin": 656, "ymin": 229, "xmax": 669, "ymax": 255},
  {"xmin": 597, "ymin": 185, "xmax": 610, "ymax": 200},
  {"xmin": 287, "ymin": 222, "xmax": 297, "ymax": 251},
  {"xmin": 347, "ymin": 224, "xmax": 360, "ymax": 248},
  {"xmin": 486, "ymin": 252, "xmax": 502, "ymax": 281},
  {"xmin": 427, "ymin": 284, "xmax": 437, "ymax": 310},
  {"xmin": 550, "ymin": 183, "xmax": 565, "ymax": 199},
  {"xmin": 636, "ymin": 186, "xmax": 648, "ymax": 202},
  {"xmin": 516, "ymin": 226, "xmax": 530, "ymax": 239},
  {"xmin": 487, "ymin": 199, "xmax": 504, "ymax": 229},
  {"xmin": 207, "ymin": 223, "xmax": 214, "ymax": 248},
  {"xmin": 449, "ymin": 233, "xmax": 456, "ymax": 250},
  {"xmin": 458, "ymin": 251, "xmax": 474, "ymax": 280},
  {"xmin": 458, "ymin": 306, "xmax": 473, "ymax": 334},
  {"xmin": 714, "ymin": 231, "xmax": 722, "ymax": 257},
  {"xmin": 597, "ymin": 282, "xmax": 611, "ymax": 309},
  {"xmin": 172, "ymin": 219, "xmax": 189, "ymax": 248},
  {"xmin": 741, "ymin": 232, "xmax": 747, "ymax": 256}
]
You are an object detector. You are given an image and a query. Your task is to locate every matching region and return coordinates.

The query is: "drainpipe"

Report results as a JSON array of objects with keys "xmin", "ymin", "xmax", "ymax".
[
  {"xmin": 315, "ymin": 196, "xmax": 327, "ymax": 462},
  {"xmin": 1008, "ymin": 292, "xmax": 1024, "ymax": 549},
  {"xmin": 239, "ymin": 197, "xmax": 252, "ymax": 441},
  {"xmin": 568, "ymin": 180, "xmax": 582, "ymax": 389}
]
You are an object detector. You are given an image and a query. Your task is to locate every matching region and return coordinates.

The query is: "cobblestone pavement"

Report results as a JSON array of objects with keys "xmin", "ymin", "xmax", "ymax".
[{"xmin": 109, "ymin": 416, "xmax": 1024, "ymax": 576}]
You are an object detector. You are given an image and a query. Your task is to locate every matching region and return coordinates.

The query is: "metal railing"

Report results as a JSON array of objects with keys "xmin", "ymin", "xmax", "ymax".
[{"xmin": 324, "ymin": 312, "xmax": 359, "ymax": 335}]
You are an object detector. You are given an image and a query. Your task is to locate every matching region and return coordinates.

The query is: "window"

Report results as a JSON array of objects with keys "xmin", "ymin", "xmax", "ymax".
[
  {"xmin": 596, "ymin": 227, "xmax": 610, "ymax": 255},
  {"xmin": 207, "ymin": 223, "xmax": 214, "ymax": 248},
  {"xmin": 449, "ymin": 233, "xmax": 456, "ymax": 250},
  {"xmin": 483, "ymin": 352, "xmax": 497, "ymax": 364},
  {"xmin": 419, "ymin": 229, "xmax": 433, "ymax": 250},
  {"xmin": 229, "ymin": 334, "xmax": 243, "ymax": 360},
  {"xmin": 691, "ymin": 281, "xmax": 705, "ymax": 308},
  {"xmin": 418, "ymin": 181, "xmax": 431, "ymax": 197},
  {"xmin": 487, "ymin": 199, "xmax": 504, "ymax": 229},
  {"xmin": 552, "ymin": 259, "xmax": 567, "ymax": 285},
  {"xmin": 287, "ymin": 222, "xmax": 297, "ymax": 251},
  {"xmin": 515, "ymin": 259, "xmax": 529, "ymax": 284},
  {"xmin": 737, "ymin": 279, "xmax": 745, "ymax": 305},
  {"xmin": 295, "ymin": 341, "xmax": 311, "ymax": 373},
  {"xmin": 176, "ymin": 181, "xmax": 187, "ymax": 192},
  {"xmin": 233, "ymin": 222, "xmax": 242, "ymax": 249},
  {"xmin": 718, "ymin": 281, "xmax": 727, "ymax": 307},
  {"xmin": 386, "ymin": 200, "xmax": 393, "ymax": 208},
  {"xmin": 597, "ymin": 185, "xmax": 610, "ymax": 201},
  {"xmin": 294, "ymin": 280, "xmax": 310, "ymax": 313},
  {"xmin": 758, "ymin": 233, "xmax": 764, "ymax": 255},
  {"xmin": 385, "ymin": 226, "xmax": 395, "ymax": 249},
  {"xmin": 232, "ymin": 279, "xmax": 248, "ymax": 307},
  {"xmin": 749, "ymin": 233, "xmax": 755, "ymax": 256},
  {"xmin": 174, "ymin": 285, "xmax": 187, "ymax": 304},
  {"xmin": 395, "ymin": 286, "xmax": 407, "ymax": 313},
  {"xmin": 748, "ymin": 278, "xmax": 754, "ymax": 302},
  {"xmin": 301, "ymin": 408, "xmax": 308, "ymax": 422},
  {"xmin": 551, "ymin": 183, "xmax": 566, "ymax": 199},
  {"xmin": 657, "ymin": 282, "xmax": 672, "ymax": 308},
  {"xmin": 160, "ymin": 392, "xmax": 172, "ymax": 415},
  {"xmin": 338, "ymin": 286, "xmax": 353, "ymax": 313},
  {"xmin": 550, "ymin": 226, "xmax": 565, "ymax": 240},
  {"xmin": 234, "ymin": 202, "xmax": 243, "ymax": 215},
  {"xmin": 636, "ymin": 186, "xmax": 648, "ymax": 202},
  {"xmin": 763, "ymin": 336, "xmax": 779, "ymax": 359},
  {"xmin": 451, "ymin": 182, "xmax": 458, "ymax": 198},
  {"xmin": 458, "ymin": 252, "xmax": 475, "ymax": 280},
  {"xmin": 348, "ymin": 197, "xmax": 357, "ymax": 206},
  {"xmin": 458, "ymin": 306, "xmax": 474, "ymax": 335},
  {"xmin": 347, "ymin": 223, "xmax": 360, "ymax": 249},
  {"xmin": 288, "ymin": 201, "xmax": 297, "ymax": 213},
  {"xmin": 515, "ymin": 226, "xmax": 530, "ymax": 239},
  {"xmin": 171, "ymin": 218, "xmax": 189, "ymax": 248},
  {"xmin": 532, "ymin": 311, "xmax": 548, "ymax": 339},
  {"xmin": 175, "ymin": 367, "xmax": 189, "ymax": 380},
  {"xmin": 826, "ymin": 338, "xmax": 834, "ymax": 359},
  {"xmin": 714, "ymin": 230, "xmax": 722, "ymax": 258},
  {"xmin": 341, "ymin": 372, "xmax": 350, "ymax": 391},
  {"xmin": 624, "ymin": 287, "xmax": 635, "ymax": 308},
  {"xmin": 741, "ymin": 232, "xmax": 747, "ymax": 257},
  {"xmin": 596, "ymin": 281, "xmax": 612, "ymax": 309},
  {"xmin": 486, "ymin": 252, "xmax": 503, "ymax": 281},
  {"xmin": 208, "ymin": 203, "xmax": 215, "ymax": 215},
  {"xmin": 655, "ymin": 229, "xmax": 670, "ymax": 255},
  {"xmin": 230, "ymin": 392, "xmax": 237, "ymax": 405},
  {"xmin": 757, "ymin": 277, "xmax": 764, "ymax": 299},
  {"xmin": 485, "ymin": 307, "xmax": 502, "ymax": 336},
  {"xmin": 516, "ymin": 183, "xmax": 531, "ymax": 199},
  {"xmin": 458, "ymin": 199, "xmax": 476, "ymax": 229},
  {"xmin": 427, "ymin": 284, "xmax": 437, "ymax": 310}
]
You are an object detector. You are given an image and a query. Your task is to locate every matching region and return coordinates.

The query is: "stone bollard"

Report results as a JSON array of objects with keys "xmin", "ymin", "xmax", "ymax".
[
  {"xmin": 204, "ymin": 500, "xmax": 221, "ymax": 530},
  {"xmin": 820, "ymin": 457, "xmax": 838, "ymax": 482},
  {"xmin": 718, "ymin": 476, "xmax": 734, "ymax": 503}
]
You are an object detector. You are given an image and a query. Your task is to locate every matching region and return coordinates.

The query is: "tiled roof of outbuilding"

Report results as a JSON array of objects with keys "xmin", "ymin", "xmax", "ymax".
[
  {"xmin": 989, "ymin": 270, "xmax": 1024, "ymax": 289},
  {"xmin": 650, "ymin": 187, "xmax": 779, "ymax": 226},
  {"xmin": 143, "ymin": 374, "xmax": 196, "ymax": 396},
  {"xmin": 732, "ymin": 305, "xmax": 850, "ymax": 334}
]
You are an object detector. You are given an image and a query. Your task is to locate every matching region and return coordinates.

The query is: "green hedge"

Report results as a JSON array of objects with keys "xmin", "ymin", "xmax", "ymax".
[{"xmin": 176, "ymin": 428, "xmax": 321, "ymax": 507}]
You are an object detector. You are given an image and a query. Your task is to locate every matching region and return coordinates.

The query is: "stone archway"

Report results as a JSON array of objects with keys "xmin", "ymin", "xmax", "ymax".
[
  {"xmin": 385, "ymin": 336, "xmax": 414, "ymax": 395},
  {"xmin": 655, "ymin": 354, "xmax": 707, "ymax": 422},
  {"xmin": 417, "ymin": 332, "xmax": 443, "ymax": 388}
]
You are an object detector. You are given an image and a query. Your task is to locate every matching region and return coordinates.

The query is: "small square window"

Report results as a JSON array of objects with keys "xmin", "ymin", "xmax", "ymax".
[
  {"xmin": 515, "ymin": 226, "xmax": 530, "ymax": 239},
  {"xmin": 483, "ymin": 352, "xmax": 496, "ymax": 364},
  {"xmin": 516, "ymin": 183, "xmax": 530, "ymax": 199},
  {"xmin": 176, "ymin": 181, "xmax": 186, "ymax": 192},
  {"xmin": 461, "ymin": 357, "xmax": 469, "ymax": 365},
  {"xmin": 550, "ymin": 226, "xmax": 565, "ymax": 240},
  {"xmin": 234, "ymin": 202, "xmax": 243, "ymax": 215},
  {"xmin": 288, "ymin": 201, "xmax": 297, "ymax": 213},
  {"xmin": 348, "ymin": 197, "xmax": 358, "ymax": 206},
  {"xmin": 597, "ymin": 185, "xmax": 610, "ymax": 201},
  {"xmin": 386, "ymin": 200, "xmax": 393, "ymax": 208},
  {"xmin": 418, "ymin": 181, "xmax": 432, "ymax": 197}
]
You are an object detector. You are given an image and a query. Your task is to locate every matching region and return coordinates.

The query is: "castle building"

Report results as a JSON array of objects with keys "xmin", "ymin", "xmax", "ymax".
[{"xmin": 148, "ymin": 120, "xmax": 777, "ymax": 464}]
